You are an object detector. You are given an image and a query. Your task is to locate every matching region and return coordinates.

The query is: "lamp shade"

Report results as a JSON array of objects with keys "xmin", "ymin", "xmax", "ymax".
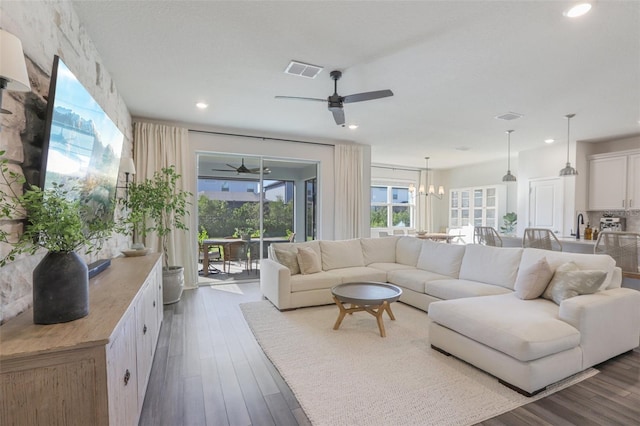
[
  {"xmin": 119, "ymin": 157, "xmax": 136, "ymax": 175},
  {"xmin": 0, "ymin": 29, "xmax": 31, "ymax": 92}
]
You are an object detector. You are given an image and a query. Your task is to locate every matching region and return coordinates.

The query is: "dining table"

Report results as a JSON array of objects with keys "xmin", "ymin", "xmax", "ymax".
[
  {"xmin": 414, "ymin": 233, "xmax": 457, "ymax": 243},
  {"xmin": 201, "ymin": 237, "xmax": 290, "ymax": 276}
]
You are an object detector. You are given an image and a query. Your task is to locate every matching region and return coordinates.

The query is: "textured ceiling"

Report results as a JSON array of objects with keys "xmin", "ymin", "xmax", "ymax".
[{"xmin": 72, "ymin": 1, "xmax": 640, "ymax": 170}]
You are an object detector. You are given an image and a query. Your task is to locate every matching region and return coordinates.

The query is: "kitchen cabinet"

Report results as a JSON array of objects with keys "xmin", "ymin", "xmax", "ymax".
[
  {"xmin": 588, "ymin": 150, "xmax": 640, "ymax": 210},
  {"xmin": 0, "ymin": 254, "xmax": 162, "ymax": 426}
]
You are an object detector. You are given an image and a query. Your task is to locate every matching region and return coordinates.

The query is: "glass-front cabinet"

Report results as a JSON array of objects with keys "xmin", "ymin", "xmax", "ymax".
[{"xmin": 449, "ymin": 185, "xmax": 505, "ymax": 230}]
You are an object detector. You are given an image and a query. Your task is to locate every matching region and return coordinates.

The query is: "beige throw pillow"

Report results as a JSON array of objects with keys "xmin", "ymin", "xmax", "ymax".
[
  {"xmin": 514, "ymin": 257, "xmax": 553, "ymax": 300},
  {"xmin": 542, "ymin": 261, "xmax": 606, "ymax": 305},
  {"xmin": 274, "ymin": 247, "xmax": 300, "ymax": 275},
  {"xmin": 296, "ymin": 246, "xmax": 322, "ymax": 275}
]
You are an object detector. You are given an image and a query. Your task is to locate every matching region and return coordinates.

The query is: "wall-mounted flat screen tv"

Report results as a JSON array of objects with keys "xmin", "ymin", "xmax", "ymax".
[{"xmin": 40, "ymin": 55, "xmax": 124, "ymax": 224}]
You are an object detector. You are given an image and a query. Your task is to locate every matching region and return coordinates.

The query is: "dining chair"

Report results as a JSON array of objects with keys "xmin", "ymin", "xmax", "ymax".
[
  {"xmin": 594, "ymin": 231, "xmax": 639, "ymax": 276},
  {"xmin": 222, "ymin": 241, "xmax": 249, "ymax": 273},
  {"xmin": 378, "ymin": 231, "xmax": 390, "ymax": 237},
  {"xmin": 522, "ymin": 228, "xmax": 563, "ymax": 251},
  {"xmin": 288, "ymin": 232, "xmax": 296, "ymax": 242},
  {"xmin": 473, "ymin": 226, "xmax": 503, "ymax": 247},
  {"xmin": 393, "ymin": 229, "xmax": 406, "ymax": 236}
]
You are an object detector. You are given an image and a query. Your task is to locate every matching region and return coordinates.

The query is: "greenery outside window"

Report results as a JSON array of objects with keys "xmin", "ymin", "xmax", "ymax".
[{"xmin": 371, "ymin": 185, "xmax": 414, "ymax": 229}]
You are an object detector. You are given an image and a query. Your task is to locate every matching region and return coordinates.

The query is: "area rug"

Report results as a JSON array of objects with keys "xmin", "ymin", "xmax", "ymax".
[{"xmin": 240, "ymin": 301, "xmax": 598, "ymax": 426}]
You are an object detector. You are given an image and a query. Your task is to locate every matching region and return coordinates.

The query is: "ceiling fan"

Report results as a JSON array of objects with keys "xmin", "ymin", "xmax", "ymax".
[
  {"xmin": 275, "ymin": 70, "xmax": 393, "ymax": 126},
  {"xmin": 211, "ymin": 158, "xmax": 271, "ymax": 175}
]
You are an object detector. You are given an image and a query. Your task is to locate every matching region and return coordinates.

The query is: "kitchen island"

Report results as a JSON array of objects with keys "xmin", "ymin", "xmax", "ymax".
[{"xmin": 501, "ymin": 235, "xmax": 596, "ymax": 254}]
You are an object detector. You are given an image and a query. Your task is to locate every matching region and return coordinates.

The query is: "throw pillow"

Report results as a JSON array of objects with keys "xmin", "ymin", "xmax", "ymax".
[
  {"xmin": 542, "ymin": 261, "xmax": 606, "ymax": 305},
  {"xmin": 514, "ymin": 257, "xmax": 553, "ymax": 300},
  {"xmin": 274, "ymin": 247, "xmax": 300, "ymax": 275},
  {"xmin": 296, "ymin": 246, "xmax": 322, "ymax": 275}
]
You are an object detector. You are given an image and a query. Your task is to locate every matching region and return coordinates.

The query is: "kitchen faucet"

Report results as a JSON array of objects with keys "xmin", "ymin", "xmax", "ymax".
[{"xmin": 576, "ymin": 213, "xmax": 584, "ymax": 240}]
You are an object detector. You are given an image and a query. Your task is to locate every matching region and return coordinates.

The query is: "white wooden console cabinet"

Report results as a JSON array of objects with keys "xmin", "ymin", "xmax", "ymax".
[{"xmin": 0, "ymin": 254, "xmax": 163, "ymax": 426}]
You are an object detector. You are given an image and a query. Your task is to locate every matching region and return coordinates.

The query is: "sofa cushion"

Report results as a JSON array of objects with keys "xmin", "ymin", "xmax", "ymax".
[
  {"xmin": 542, "ymin": 261, "xmax": 606, "ymax": 305},
  {"xmin": 360, "ymin": 236, "xmax": 399, "ymax": 265},
  {"xmin": 273, "ymin": 247, "xmax": 300, "ymax": 275},
  {"xmin": 297, "ymin": 246, "xmax": 322, "ymax": 274},
  {"xmin": 416, "ymin": 240, "xmax": 466, "ymax": 278},
  {"xmin": 368, "ymin": 263, "xmax": 417, "ymax": 273},
  {"xmin": 270, "ymin": 240, "xmax": 321, "ymax": 261},
  {"xmin": 428, "ymin": 293, "xmax": 581, "ymax": 361},
  {"xmin": 328, "ymin": 266, "xmax": 388, "ymax": 284},
  {"xmin": 426, "ymin": 279, "xmax": 512, "ymax": 300},
  {"xmin": 290, "ymin": 271, "xmax": 343, "ymax": 293},
  {"xmin": 396, "ymin": 236, "xmax": 423, "ymax": 266},
  {"xmin": 459, "ymin": 244, "xmax": 523, "ymax": 290},
  {"xmin": 320, "ymin": 239, "xmax": 365, "ymax": 271},
  {"xmin": 520, "ymin": 248, "xmax": 617, "ymax": 291},
  {"xmin": 387, "ymin": 269, "xmax": 449, "ymax": 293},
  {"xmin": 514, "ymin": 257, "xmax": 553, "ymax": 300}
]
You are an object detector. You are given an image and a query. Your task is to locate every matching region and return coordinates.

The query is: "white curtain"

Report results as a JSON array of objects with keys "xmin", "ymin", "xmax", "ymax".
[
  {"xmin": 334, "ymin": 144, "xmax": 364, "ymax": 239},
  {"xmin": 133, "ymin": 122, "xmax": 197, "ymax": 287}
]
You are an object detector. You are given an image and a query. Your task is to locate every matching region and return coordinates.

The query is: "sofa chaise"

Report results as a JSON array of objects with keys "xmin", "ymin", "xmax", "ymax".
[{"xmin": 260, "ymin": 236, "xmax": 640, "ymax": 395}]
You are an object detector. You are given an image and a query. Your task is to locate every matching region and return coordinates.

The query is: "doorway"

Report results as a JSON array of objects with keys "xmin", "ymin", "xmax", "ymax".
[
  {"xmin": 196, "ymin": 153, "xmax": 318, "ymax": 284},
  {"xmin": 528, "ymin": 177, "xmax": 564, "ymax": 235}
]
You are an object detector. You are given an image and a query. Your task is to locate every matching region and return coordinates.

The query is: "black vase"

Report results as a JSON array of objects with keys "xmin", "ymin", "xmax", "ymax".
[{"xmin": 33, "ymin": 251, "xmax": 89, "ymax": 324}]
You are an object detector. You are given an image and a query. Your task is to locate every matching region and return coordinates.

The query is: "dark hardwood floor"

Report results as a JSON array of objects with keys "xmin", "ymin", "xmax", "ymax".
[{"xmin": 140, "ymin": 283, "xmax": 640, "ymax": 426}]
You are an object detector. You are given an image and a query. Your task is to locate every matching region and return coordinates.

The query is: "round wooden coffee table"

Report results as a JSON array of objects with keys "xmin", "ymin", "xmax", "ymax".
[{"xmin": 331, "ymin": 282, "xmax": 403, "ymax": 337}]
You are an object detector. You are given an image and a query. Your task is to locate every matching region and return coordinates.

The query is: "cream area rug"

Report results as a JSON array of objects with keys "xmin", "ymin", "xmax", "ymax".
[{"xmin": 240, "ymin": 301, "xmax": 598, "ymax": 426}]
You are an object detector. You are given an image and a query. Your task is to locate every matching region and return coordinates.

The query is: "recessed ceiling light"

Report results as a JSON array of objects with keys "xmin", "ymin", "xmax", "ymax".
[
  {"xmin": 545, "ymin": 139, "xmax": 555, "ymax": 144},
  {"xmin": 564, "ymin": 3, "xmax": 592, "ymax": 18},
  {"xmin": 348, "ymin": 124, "xmax": 358, "ymax": 130},
  {"xmin": 196, "ymin": 102, "xmax": 208, "ymax": 109}
]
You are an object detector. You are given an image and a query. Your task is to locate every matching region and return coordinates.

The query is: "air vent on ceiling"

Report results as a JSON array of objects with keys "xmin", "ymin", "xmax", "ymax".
[
  {"xmin": 495, "ymin": 112, "xmax": 524, "ymax": 121},
  {"xmin": 284, "ymin": 60, "xmax": 323, "ymax": 79}
]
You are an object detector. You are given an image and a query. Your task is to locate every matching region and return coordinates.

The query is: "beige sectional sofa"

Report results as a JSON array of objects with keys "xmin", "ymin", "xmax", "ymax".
[{"xmin": 260, "ymin": 236, "xmax": 640, "ymax": 395}]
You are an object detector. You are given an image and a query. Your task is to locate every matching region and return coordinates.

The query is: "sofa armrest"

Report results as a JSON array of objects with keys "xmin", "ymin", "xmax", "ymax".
[
  {"xmin": 559, "ymin": 288, "xmax": 640, "ymax": 368},
  {"xmin": 260, "ymin": 258, "xmax": 293, "ymax": 310}
]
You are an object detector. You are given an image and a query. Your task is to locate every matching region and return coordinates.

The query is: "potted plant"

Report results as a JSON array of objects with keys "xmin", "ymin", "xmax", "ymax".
[
  {"xmin": 119, "ymin": 166, "xmax": 191, "ymax": 304},
  {"xmin": 500, "ymin": 212, "xmax": 518, "ymax": 235},
  {"xmin": 0, "ymin": 151, "xmax": 113, "ymax": 324}
]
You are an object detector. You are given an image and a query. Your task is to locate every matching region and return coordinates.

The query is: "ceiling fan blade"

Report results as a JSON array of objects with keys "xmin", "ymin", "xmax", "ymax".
[
  {"xmin": 249, "ymin": 167, "xmax": 271, "ymax": 174},
  {"xmin": 331, "ymin": 108, "xmax": 345, "ymax": 125},
  {"xmin": 343, "ymin": 89, "xmax": 394, "ymax": 103},
  {"xmin": 275, "ymin": 95, "xmax": 326, "ymax": 102}
]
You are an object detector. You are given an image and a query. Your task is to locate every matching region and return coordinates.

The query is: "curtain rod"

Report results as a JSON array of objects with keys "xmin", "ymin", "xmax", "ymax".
[
  {"xmin": 372, "ymin": 164, "xmax": 422, "ymax": 172},
  {"xmin": 189, "ymin": 129, "xmax": 335, "ymax": 147}
]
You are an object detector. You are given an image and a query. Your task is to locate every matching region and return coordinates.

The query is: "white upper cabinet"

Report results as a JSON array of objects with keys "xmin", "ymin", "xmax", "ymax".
[{"xmin": 588, "ymin": 150, "xmax": 640, "ymax": 210}]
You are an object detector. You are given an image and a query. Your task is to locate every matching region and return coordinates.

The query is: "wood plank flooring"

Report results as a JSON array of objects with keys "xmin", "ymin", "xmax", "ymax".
[{"xmin": 140, "ymin": 283, "xmax": 640, "ymax": 425}]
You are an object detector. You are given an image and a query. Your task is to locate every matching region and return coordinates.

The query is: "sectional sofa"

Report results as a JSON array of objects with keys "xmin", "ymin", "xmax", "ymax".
[{"xmin": 260, "ymin": 236, "xmax": 640, "ymax": 395}]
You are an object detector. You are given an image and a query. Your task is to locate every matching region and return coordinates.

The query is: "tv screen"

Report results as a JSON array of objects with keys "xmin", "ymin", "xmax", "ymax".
[{"xmin": 40, "ymin": 55, "xmax": 124, "ymax": 223}]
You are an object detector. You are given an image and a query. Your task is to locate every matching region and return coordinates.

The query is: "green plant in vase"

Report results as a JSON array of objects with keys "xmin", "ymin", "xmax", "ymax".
[
  {"xmin": 118, "ymin": 166, "xmax": 191, "ymax": 304},
  {"xmin": 500, "ymin": 212, "xmax": 518, "ymax": 235},
  {"xmin": 0, "ymin": 151, "xmax": 114, "ymax": 324}
]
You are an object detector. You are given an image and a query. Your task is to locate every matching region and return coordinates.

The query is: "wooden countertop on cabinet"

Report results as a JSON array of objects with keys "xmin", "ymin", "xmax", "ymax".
[{"xmin": 0, "ymin": 253, "xmax": 163, "ymax": 426}]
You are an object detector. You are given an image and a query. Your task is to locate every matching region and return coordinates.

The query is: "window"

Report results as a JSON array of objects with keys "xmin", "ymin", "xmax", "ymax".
[
  {"xmin": 449, "ymin": 186, "xmax": 500, "ymax": 229},
  {"xmin": 370, "ymin": 185, "xmax": 414, "ymax": 229}
]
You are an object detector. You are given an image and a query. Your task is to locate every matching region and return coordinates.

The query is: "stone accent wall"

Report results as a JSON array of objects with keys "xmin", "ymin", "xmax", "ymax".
[{"xmin": 0, "ymin": 1, "xmax": 133, "ymax": 323}]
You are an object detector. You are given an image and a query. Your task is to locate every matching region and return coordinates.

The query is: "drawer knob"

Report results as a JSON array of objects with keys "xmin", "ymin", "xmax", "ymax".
[
  {"xmin": 124, "ymin": 369, "xmax": 131, "ymax": 386},
  {"xmin": 153, "ymin": 301, "xmax": 156, "ymax": 307},
  {"xmin": 143, "ymin": 324, "xmax": 147, "ymax": 334}
]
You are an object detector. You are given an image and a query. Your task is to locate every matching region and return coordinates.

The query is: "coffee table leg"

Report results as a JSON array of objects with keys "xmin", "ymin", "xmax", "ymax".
[
  {"xmin": 375, "ymin": 301, "xmax": 388, "ymax": 337},
  {"xmin": 333, "ymin": 296, "xmax": 348, "ymax": 330},
  {"xmin": 385, "ymin": 303, "xmax": 396, "ymax": 321}
]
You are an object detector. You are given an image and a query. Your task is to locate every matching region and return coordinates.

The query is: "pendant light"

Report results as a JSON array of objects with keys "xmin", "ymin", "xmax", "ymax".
[
  {"xmin": 502, "ymin": 130, "xmax": 516, "ymax": 182},
  {"xmin": 559, "ymin": 113, "xmax": 578, "ymax": 176}
]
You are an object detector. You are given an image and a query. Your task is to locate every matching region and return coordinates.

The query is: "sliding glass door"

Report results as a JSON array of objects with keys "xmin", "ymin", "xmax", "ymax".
[{"xmin": 196, "ymin": 153, "xmax": 317, "ymax": 281}]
